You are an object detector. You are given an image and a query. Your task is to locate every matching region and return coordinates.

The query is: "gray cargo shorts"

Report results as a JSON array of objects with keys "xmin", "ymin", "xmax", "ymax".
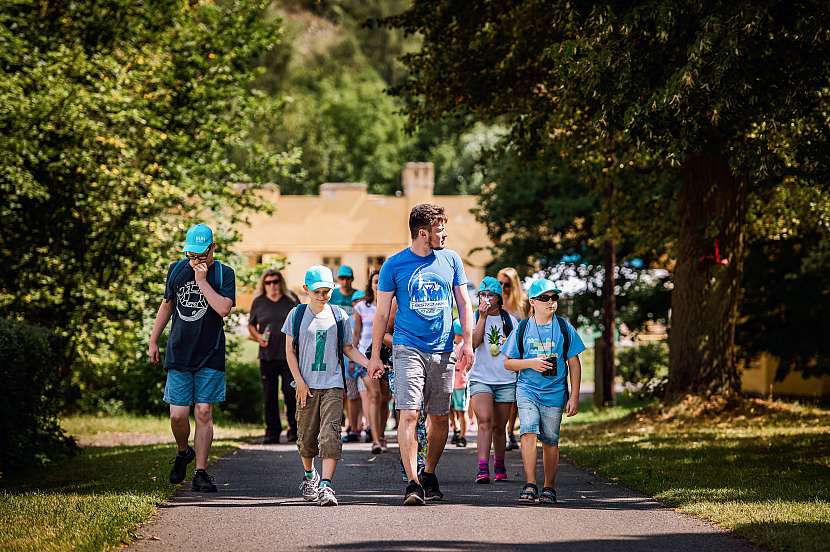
[{"xmin": 392, "ymin": 344, "xmax": 454, "ymax": 416}]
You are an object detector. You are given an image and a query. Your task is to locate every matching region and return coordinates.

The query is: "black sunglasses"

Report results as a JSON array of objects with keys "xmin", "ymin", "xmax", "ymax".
[
  {"xmin": 534, "ymin": 294, "xmax": 559, "ymax": 303},
  {"xmin": 264, "ymin": 279, "xmax": 281, "ymax": 286},
  {"xmin": 186, "ymin": 251, "xmax": 209, "ymax": 260}
]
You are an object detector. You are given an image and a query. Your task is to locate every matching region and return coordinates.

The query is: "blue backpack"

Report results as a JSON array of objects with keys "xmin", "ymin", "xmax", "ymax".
[{"xmin": 291, "ymin": 303, "xmax": 347, "ymax": 386}]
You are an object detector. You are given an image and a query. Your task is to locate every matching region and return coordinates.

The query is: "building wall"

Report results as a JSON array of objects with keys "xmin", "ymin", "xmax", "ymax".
[
  {"xmin": 741, "ymin": 352, "xmax": 830, "ymax": 398},
  {"xmin": 234, "ymin": 163, "xmax": 492, "ymax": 309}
]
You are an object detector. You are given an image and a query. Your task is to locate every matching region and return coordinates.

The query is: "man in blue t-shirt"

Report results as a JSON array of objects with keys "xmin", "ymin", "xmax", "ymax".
[
  {"xmin": 368, "ymin": 203, "xmax": 474, "ymax": 506},
  {"xmin": 148, "ymin": 224, "xmax": 236, "ymax": 493}
]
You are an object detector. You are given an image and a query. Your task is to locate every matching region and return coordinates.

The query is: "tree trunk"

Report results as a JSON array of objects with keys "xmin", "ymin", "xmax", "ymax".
[
  {"xmin": 601, "ymin": 237, "xmax": 616, "ymax": 405},
  {"xmin": 667, "ymin": 151, "xmax": 746, "ymax": 399}
]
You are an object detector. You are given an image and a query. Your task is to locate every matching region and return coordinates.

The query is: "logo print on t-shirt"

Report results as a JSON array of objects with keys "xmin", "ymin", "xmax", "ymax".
[
  {"xmin": 176, "ymin": 281, "xmax": 208, "ymax": 322},
  {"xmin": 407, "ymin": 266, "xmax": 449, "ymax": 320}
]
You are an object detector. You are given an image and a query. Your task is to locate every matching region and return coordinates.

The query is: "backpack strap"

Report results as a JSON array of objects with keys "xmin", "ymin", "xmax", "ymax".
[
  {"xmin": 291, "ymin": 304, "xmax": 308, "ymax": 360},
  {"xmin": 516, "ymin": 318, "xmax": 529, "ymax": 358},
  {"xmin": 500, "ymin": 309, "xmax": 514, "ymax": 337},
  {"xmin": 213, "ymin": 260, "xmax": 223, "ymax": 290},
  {"xmin": 168, "ymin": 259, "xmax": 190, "ymax": 288},
  {"xmin": 331, "ymin": 305, "xmax": 347, "ymax": 387},
  {"xmin": 556, "ymin": 315, "xmax": 570, "ymax": 360}
]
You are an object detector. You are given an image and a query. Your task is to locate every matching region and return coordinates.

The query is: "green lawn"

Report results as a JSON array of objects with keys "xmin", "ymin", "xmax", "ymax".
[
  {"xmin": 0, "ymin": 414, "xmax": 255, "ymax": 551},
  {"xmin": 561, "ymin": 395, "xmax": 830, "ymax": 552}
]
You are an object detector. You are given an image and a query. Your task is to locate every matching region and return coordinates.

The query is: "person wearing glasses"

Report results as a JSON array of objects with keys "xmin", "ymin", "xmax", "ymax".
[
  {"xmin": 248, "ymin": 269, "xmax": 298, "ymax": 444},
  {"xmin": 148, "ymin": 223, "xmax": 236, "ymax": 493},
  {"xmin": 502, "ymin": 279, "xmax": 584, "ymax": 505},
  {"xmin": 497, "ymin": 267, "xmax": 528, "ymax": 452}
]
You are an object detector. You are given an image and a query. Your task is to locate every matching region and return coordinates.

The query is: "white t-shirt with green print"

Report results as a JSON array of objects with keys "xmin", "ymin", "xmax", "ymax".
[{"xmin": 281, "ymin": 304, "xmax": 350, "ymax": 389}]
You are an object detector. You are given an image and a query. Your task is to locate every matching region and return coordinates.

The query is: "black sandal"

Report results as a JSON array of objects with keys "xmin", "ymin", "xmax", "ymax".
[{"xmin": 519, "ymin": 482, "xmax": 538, "ymax": 503}]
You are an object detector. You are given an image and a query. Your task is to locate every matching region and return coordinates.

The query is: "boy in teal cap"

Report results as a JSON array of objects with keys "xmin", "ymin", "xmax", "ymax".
[
  {"xmin": 148, "ymin": 223, "xmax": 236, "ymax": 492},
  {"xmin": 281, "ymin": 265, "xmax": 370, "ymax": 506},
  {"xmin": 502, "ymin": 278, "xmax": 584, "ymax": 505}
]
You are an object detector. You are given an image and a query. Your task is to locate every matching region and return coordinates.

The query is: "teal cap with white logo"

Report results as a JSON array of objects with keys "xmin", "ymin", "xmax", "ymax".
[
  {"xmin": 351, "ymin": 289, "xmax": 366, "ymax": 303},
  {"xmin": 305, "ymin": 265, "xmax": 335, "ymax": 291},
  {"xmin": 527, "ymin": 278, "xmax": 562, "ymax": 299},
  {"xmin": 479, "ymin": 276, "xmax": 503, "ymax": 296},
  {"xmin": 182, "ymin": 223, "xmax": 213, "ymax": 254}
]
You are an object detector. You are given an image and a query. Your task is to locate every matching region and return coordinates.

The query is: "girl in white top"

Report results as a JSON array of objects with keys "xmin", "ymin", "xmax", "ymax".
[
  {"xmin": 469, "ymin": 276, "xmax": 518, "ymax": 483},
  {"xmin": 352, "ymin": 271, "xmax": 391, "ymax": 453}
]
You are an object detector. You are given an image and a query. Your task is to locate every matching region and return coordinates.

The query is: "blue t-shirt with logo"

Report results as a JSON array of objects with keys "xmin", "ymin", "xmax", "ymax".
[
  {"xmin": 501, "ymin": 316, "xmax": 585, "ymax": 408},
  {"xmin": 378, "ymin": 248, "xmax": 468, "ymax": 353}
]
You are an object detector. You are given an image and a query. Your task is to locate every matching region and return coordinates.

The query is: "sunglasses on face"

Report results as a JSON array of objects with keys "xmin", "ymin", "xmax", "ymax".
[
  {"xmin": 186, "ymin": 251, "xmax": 209, "ymax": 261},
  {"xmin": 534, "ymin": 294, "xmax": 559, "ymax": 303},
  {"xmin": 264, "ymin": 279, "xmax": 281, "ymax": 286}
]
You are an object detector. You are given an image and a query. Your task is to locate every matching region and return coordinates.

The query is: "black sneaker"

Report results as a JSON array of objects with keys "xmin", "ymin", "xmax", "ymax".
[
  {"xmin": 286, "ymin": 429, "xmax": 298, "ymax": 442},
  {"xmin": 451, "ymin": 430, "xmax": 460, "ymax": 445},
  {"xmin": 192, "ymin": 469, "xmax": 217, "ymax": 492},
  {"xmin": 507, "ymin": 433, "xmax": 519, "ymax": 451},
  {"xmin": 456, "ymin": 437, "xmax": 467, "ymax": 448},
  {"xmin": 403, "ymin": 480, "xmax": 425, "ymax": 506},
  {"xmin": 420, "ymin": 471, "xmax": 444, "ymax": 501},
  {"xmin": 169, "ymin": 446, "xmax": 195, "ymax": 484}
]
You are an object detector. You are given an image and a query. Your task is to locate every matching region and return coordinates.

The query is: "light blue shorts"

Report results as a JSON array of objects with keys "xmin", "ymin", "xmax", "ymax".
[
  {"xmin": 163, "ymin": 367, "xmax": 226, "ymax": 406},
  {"xmin": 469, "ymin": 381, "xmax": 516, "ymax": 403},
  {"xmin": 517, "ymin": 397, "xmax": 562, "ymax": 446}
]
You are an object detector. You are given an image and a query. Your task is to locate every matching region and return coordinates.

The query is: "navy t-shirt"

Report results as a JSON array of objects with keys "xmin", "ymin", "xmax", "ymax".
[
  {"xmin": 164, "ymin": 260, "xmax": 236, "ymax": 372},
  {"xmin": 378, "ymin": 247, "xmax": 468, "ymax": 353}
]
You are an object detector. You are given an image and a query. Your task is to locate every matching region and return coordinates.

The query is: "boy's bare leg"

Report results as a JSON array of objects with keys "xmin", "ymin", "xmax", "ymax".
[
  {"xmin": 520, "ymin": 433, "xmax": 538, "ymax": 485},
  {"xmin": 398, "ymin": 409, "xmax": 420, "ymax": 482},
  {"xmin": 194, "ymin": 403, "xmax": 213, "ymax": 470},
  {"xmin": 170, "ymin": 405, "xmax": 191, "ymax": 452},
  {"xmin": 321, "ymin": 458, "xmax": 337, "ymax": 480},
  {"xmin": 424, "ymin": 413, "xmax": 449, "ymax": 473},
  {"xmin": 542, "ymin": 443, "xmax": 560, "ymax": 488},
  {"xmin": 301, "ymin": 456, "xmax": 314, "ymax": 471}
]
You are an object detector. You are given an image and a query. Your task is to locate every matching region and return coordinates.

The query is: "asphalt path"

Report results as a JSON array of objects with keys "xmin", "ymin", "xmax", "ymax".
[{"xmin": 131, "ymin": 435, "xmax": 759, "ymax": 552}]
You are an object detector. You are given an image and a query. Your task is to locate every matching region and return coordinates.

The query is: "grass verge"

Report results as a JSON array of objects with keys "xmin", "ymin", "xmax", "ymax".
[
  {"xmin": 1, "ymin": 414, "xmax": 251, "ymax": 551},
  {"xmin": 561, "ymin": 394, "xmax": 830, "ymax": 552}
]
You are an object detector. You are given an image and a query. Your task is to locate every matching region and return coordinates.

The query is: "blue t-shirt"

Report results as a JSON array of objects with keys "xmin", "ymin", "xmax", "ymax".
[
  {"xmin": 501, "ymin": 316, "xmax": 585, "ymax": 408},
  {"xmin": 164, "ymin": 260, "xmax": 236, "ymax": 372},
  {"xmin": 378, "ymin": 247, "xmax": 468, "ymax": 353}
]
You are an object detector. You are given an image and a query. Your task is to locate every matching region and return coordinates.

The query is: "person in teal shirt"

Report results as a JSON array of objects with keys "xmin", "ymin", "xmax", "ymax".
[
  {"xmin": 330, "ymin": 265, "xmax": 356, "ymax": 315},
  {"xmin": 502, "ymin": 278, "xmax": 584, "ymax": 506}
]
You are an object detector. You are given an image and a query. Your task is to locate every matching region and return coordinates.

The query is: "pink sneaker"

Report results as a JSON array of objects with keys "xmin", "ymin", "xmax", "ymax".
[
  {"xmin": 493, "ymin": 469, "xmax": 508, "ymax": 481},
  {"xmin": 475, "ymin": 468, "xmax": 490, "ymax": 484}
]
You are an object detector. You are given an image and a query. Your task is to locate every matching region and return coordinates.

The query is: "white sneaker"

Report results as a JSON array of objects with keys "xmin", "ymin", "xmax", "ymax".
[
  {"xmin": 318, "ymin": 484, "xmax": 338, "ymax": 506},
  {"xmin": 299, "ymin": 469, "xmax": 320, "ymax": 501}
]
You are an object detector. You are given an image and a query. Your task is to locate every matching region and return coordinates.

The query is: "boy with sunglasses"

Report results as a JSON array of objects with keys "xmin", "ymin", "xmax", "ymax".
[
  {"xmin": 148, "ymin": 223, "xmax": 236, "ymax": 492},
  {"xmin": 282, "ymin": 265, "xmax": 370, "ymax": 506},
  {"xmin": 502, "ymin": 279, "xmax": 584, "ymax": 505}
]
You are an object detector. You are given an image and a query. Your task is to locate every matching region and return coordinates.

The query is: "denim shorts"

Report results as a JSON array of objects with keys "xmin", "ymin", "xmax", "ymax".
[
  {"xmin": 517, "ymin": 396, "xmax": 563, "ymax": 446},
  {"xmin": 164, "ymin": 367, "xmax": 226, "ymax": 406},
  {"xmin": 469, "ymin": 381, "xmax": 516, "ymax": 403}
]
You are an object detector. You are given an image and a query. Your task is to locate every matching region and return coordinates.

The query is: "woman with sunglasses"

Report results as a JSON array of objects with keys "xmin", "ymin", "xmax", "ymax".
[
  {"xmin": 497, "ymin": 267, "xmax": 529, "ymax": 451},
  {"xmin": 249, "ymin": 269, "xmax": 298, "ymax": 444}
]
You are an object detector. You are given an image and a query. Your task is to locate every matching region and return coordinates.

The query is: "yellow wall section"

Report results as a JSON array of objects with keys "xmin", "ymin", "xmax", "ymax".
[{"xmin": 741, "ymin": 352, "xmax": 830, "ymax": 398}]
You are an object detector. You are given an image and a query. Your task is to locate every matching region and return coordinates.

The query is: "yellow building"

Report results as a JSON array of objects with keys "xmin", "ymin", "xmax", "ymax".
[
  {"xmin": 235, "ymin": 163, "xmax": 492, "ymax": 309},
  {"xmin": 741, "ymin": 353, "xmax": 830, "ymax": 399}
]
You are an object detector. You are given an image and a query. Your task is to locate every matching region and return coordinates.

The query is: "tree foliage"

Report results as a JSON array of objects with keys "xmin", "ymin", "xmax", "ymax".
[
  {"xmin": 0, "ymin": 0, "xmax": 294, "ymax": 369},
  {"xmin": 385, "ymin": 1, "xmax": 830, "ymax": 396}
]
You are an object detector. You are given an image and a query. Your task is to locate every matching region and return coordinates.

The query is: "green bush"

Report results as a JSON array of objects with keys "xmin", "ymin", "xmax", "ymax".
[
  {"xmin": 617, "ymin": 342, "xmax": 669, "ymax": 398},
  {"xmin": 216, "ymin": 361, "xmax": 263, "ymax": 424},
  {"xmin": 0, "ymin": 318, "xmax": 75, "ymax": 475}
]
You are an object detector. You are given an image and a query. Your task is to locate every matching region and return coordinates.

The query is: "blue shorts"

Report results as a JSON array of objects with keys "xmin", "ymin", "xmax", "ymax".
[
  {"xmin": 469, "ymin": 381, "xmax": 516, "ymax": 403},
  {"xmin": 517, "ymin": 396, "xmax": 562, "ymax": 446},
  {"xmin": 345, "ymin": 360, "xmax": 368, "ymax": 380},
  {"xmin": 163, "ymin": 367, "xmax": 226, "ymax": 406}
]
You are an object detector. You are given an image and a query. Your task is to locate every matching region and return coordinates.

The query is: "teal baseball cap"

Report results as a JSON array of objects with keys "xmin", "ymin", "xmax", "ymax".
[
  {"xmin": 182, "ymin": 223, "xmax": 213, "ymax": 254},
  {"xmin": 305, "ymin": 265, "xmax": 335, "ymax": 291},
  {"xmin": 527, "ymin": 278, "xmax": 562, "ymax": 299},
  {"xmin": 479, "ymin": 276, "xmax": 503, "ymax": 296},
  {"xmin": 351, "ymin": 289, "xmax": 366, "ymax": 303},
  {"xmin": 452, "ymin": 318, "xmax": 463, "ymax": 336},
  {"xmin": 337, "ymin": 265, "xmax": 354, "ymax": 278}
]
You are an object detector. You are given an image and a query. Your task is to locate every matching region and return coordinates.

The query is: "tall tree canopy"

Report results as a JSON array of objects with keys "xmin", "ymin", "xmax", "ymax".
[
  {"xmin": 0, "ymin": 0, "xmax": 293, "ymax": 368},
  {"xmin": 386, "ymin": 1, "xmax": 830, "ymax": 397}
]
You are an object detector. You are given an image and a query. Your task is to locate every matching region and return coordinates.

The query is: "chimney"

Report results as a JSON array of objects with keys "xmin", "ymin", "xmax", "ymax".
[{"xmin": 401, "ymin": 162, "xmax": 435, "ymax": 205}]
